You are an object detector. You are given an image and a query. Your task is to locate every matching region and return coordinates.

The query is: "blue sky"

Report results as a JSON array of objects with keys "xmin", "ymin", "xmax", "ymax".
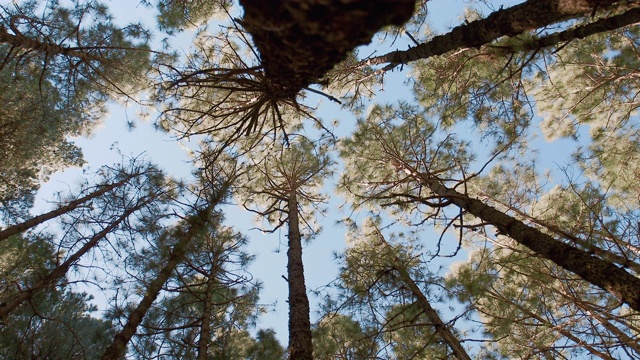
[{"xmin": 30, "ymin": 0, "xmax": 542, "ymax": 348}]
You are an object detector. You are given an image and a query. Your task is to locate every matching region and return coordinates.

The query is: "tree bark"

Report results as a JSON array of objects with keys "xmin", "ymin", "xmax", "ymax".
[
  {"xmin": 99, "ymin": 209, "xmax": 211, "ymax": 360},
  {"xmin": 0, "ymin": 24, "xmax": 103, "ymax": 63},
  {"xmin": 197, "ymin": 257, "xmax": 219, "ymax": 360},
  {"xmin": 403, "ymin": 167, "xmax": 640, "ymax": 312},
  {"xmin": 286, "ymin": 191, "xmax": 313, "ymax": 360},
  {"xmin": 366, "ymin": 0, "xmax": 639, "ymax": 67},
  {"xmin": 496, "ymin": 7, "xmax": 640, "ymax": 54},
  {"xmin": 373, "ymin": 227, "xmax": 472, "ymax": 360},
  {"xmin": 0, "ymin": 173, "xmax": 140, "ymax": 242},
  {"xmin": 238, "ymin": 0, "xmax": 415, "ymax": 98},
  {"xmin": 0, "ymin": 201, "xmax": 148, "ymax": 319}
]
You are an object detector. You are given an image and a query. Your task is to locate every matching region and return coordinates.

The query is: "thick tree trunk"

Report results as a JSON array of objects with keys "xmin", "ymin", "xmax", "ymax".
[
  {"xmin": 0, "ymin": 203, "xmax": 147, "ymax": 319},
  {"xmin": 373, "ymin": 227, "xmax": 472, "ymax": 360},
  {"xmin": 286, "ymin": 191, "xmax": 313, "ymax": 360},
  {"xmin": 366, "ymin": 0, "xmax": 639, "ymax": 67},
  {"xmin": 100, "ymin": 209, "xmax": 211, "ymax": 360},
  {"xmin": 404, "ymin": 168, "xmax": 640, "ymax": 311},
  {"xmin": 499, "ymin": 7, "xmax": 640, "ymax": 54},
  {"xmin": 0, "ymin": 173, "xmax": 139, "ymax": 242},
  {"xmin": 238, "ymin": 0, "xmax": 415, "ymax": 97}
]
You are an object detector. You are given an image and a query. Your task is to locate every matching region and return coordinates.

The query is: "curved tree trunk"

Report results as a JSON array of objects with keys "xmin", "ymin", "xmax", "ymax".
[{"xmin": 286, "ymin": 191, "xmax": 313, "ymax": 360}]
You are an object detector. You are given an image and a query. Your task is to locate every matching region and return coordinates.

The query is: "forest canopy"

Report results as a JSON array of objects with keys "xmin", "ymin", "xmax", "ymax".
[{"xmin": 1, "ymin": 0, "xmax": 640, "ymax": 359}]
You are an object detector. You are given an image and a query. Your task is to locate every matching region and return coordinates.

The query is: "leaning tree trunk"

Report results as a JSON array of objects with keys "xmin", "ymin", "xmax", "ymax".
[
  {"xmin": 0, "ymin": 173, "xmax": 140, "ymax": 242},
  {"xmin": 0, "ymin": 22, "xmax": 103, "ymax": 62},
  {"xmin": 0, "ymin": 202, "xmax": 148, "ymax": 319},
  {"xmin": 99, "ymin": 209, "xmax": 211, "ymax": 360},
  {"xmin": 373, "ymin": 226, "xmax": 472, "ymax": 360},
  {"xmin": 366, "ymin": 0, "xmax": 640, "ymax": 67},
  {"xmin": 401, "ymin": 166, "xmax": 640, "ymax": 312},
  {"xmin": 286, "ymin": 190, "xmax": 313, "ymax": 360}
]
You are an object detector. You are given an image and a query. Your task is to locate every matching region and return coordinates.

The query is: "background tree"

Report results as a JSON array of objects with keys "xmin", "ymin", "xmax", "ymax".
[
  {"xmin": 130, "ymin": 218, "xmax": 264, "ymax": 359},
  {"xmin": 0, "ymin": 235, "xmax": 113, "ymax": 359},
  {"xmin": 236, "ymin": 135, "xmax": 333, "ymax": 359},
  {"xmin": 0, "ymin": 0, "xmax": 151, "ymax": 218},
  {"xmin": 0, "ymin": 160, "xmax": 176, "ymax": 319}
]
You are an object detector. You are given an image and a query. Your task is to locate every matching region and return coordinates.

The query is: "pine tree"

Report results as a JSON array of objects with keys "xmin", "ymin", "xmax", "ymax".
[{"xmin": 236, "ymin": 135, "xmax": 333, "ymax": 360}]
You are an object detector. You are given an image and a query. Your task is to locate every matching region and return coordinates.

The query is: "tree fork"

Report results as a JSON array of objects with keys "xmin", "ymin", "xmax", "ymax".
[{"xmin": 238, "ymin": 0, "xmax": 415, "ymax": 97}]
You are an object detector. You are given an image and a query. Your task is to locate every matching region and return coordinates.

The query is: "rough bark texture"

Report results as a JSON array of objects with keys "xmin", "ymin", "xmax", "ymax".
[
  {"xmin": 504, "ymin": 7, "xmax": 640, "ymax": 53},
  {"xmin": 407, "ymin": 169, "xmax": 640, "ymax": 312},
  {"xmin": 238, "ymin": 0, "xmax": 416, "ymax": 98},
  {"xmin": 0, "ymin": 173, "xmax": 139, "ymax": 242},
  {"xmin": 375, "ymin": 228, "xmax": 472, "ymax": 360},
  {"xmin": 367, "ymin": 0, "xmax": 638, "ymax": 66},
  {"xmin": 0, "ymin": 204, "xmax": 145, "ymax": 319},
  {"xmin": 286, "ymin": 191, "xmax": 313, "ymax": 360},
  {"xmin": 100, "ymin": 209, "xmax": 211, "ymax": 360}
]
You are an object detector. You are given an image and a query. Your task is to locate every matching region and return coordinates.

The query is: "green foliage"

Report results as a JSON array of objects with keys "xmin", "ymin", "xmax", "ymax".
[
  {"xmin": 153, "ymin": 0, "xmax": 232, "ymax": 32},
  {"xmin": 312, "ymin": 314, "xmax": 378, "ymax": 360},
  {"xmin": 0, "ymin": 235, "xmax": 112, "ymax": 359},
  {"xmin": 0, "ymin": 0, "xmax": 152, "ymax": 217}
]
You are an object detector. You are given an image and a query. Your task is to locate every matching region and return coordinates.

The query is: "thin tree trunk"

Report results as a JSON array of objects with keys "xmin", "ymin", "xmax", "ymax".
[
  {"xmin": 197, "ymin": 257, "xmax": 219, "ymax": 360},
  {"xmin": 365, "ymin": 0, "xmax": 639, "ymax": 67},
  {"xmin": 99, "ymin": 209, "xmax": 211, "ymax": 360},
  {"xmin": 286, "ymin": 191, "xmax": 313, "ymax": 360},
  {"xmin": 0, "ymin": 24, "xmax": 103, "ymax": 62},
  {"xmin": 0, "ymin": 173, "xmax": 140, "ymax": 242},
  {"xmin": 482, "ymin": 288, "xmax": 615, "ymax": 360},
  {"xmin": 402, "ymin": 167, "xmax": 640, "ymax": 311},
  {"xmin": 0, "ymin": 202, "xmax": 147, "ymax": 319},
  {"xmin": 373, "ymin": 226, "xmax": 472, "ymax": 360}
]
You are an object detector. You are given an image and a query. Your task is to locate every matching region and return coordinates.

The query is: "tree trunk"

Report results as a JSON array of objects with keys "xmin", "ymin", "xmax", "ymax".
[
  {"xmin": 373, "ymin": 227, "xmax": 472, "ymax": 360},
  {"xmin": 0, "ymin": 173, "xmax": 140, "ymax": 242},
  {"xmin": 498, "ymin": 7, "xmax": 640, "ymax": 54},
  {"xmin": 197, "ymin": 258, "xmax": 219, "ymax": 360},
  {"xmin": 0, "ymin": 202, "xmax": 147, "ymax": 319},
  {"xmin": 286, "ymin": 191, "xmax": 313, "ymax": 360},
  {"xmin": 0, "ymin": 24, "xmax": 103, "ymax": 62},
  {"xmin": 99, "ymin": 209, "xmax": 211, "ymax": 360},
  {"xmin": 238, "ymin": 0, "xmax": 415, "ymax": 97},
  {"xmin": 404, "ymin": 167, "xmax": 640, "ymax": 311},
  {"xmin": 366, "ymin": 0, "xmax": 639, "ymax": 67}
]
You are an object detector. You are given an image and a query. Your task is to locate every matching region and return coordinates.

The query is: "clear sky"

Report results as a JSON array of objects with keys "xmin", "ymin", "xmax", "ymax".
[{"xmin": 30, "ymin": 0, "xmax": 547, "ymax": 348}]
